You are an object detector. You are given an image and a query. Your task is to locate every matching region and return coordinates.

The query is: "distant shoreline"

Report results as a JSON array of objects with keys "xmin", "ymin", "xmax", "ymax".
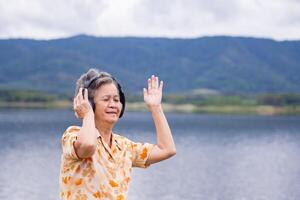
[{"xmin": 1, "ymin": 101, "xmax": 300, "ymax": 115}]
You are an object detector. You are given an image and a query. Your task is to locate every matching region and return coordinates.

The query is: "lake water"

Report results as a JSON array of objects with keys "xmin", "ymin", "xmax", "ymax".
[{"xmin": 0, "ymin": 108, "xmax": 300, "ymax": 200}]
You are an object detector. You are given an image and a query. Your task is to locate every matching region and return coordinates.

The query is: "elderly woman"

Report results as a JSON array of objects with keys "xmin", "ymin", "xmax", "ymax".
[{"xmin": 59, "ymin": 69, "xmax": 176, "ymax": 200}]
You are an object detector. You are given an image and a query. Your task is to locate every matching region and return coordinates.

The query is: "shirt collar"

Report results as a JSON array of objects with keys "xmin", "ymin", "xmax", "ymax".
[{"xmin": 97, "ymin": 132, "xmax": 122, "ymax": 152}]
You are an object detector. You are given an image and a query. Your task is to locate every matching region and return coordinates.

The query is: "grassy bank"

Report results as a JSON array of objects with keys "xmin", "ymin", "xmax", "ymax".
[
  {"xmin": 0, "ymin": 100, "xmax": 71, "ymax": 109},
  {"xmin": 126, "ymin": 102, "xmax": 300, "ymax": 115},
  {"xmin": 1, "ymin": 101, "xmax": 300, "ymax": 115},
  {"xmin": 1, "ymin": 89, "xmax": 300, "ymax": 115}
]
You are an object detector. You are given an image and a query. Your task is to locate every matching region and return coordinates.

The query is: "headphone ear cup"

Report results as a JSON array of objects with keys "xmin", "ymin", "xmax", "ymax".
[
  {"xmin": 119, "ymin": 89, "xmax": 125, "ymax": 118},
  {"xmin": 91, "ymin": 100, "xmax": 96, "ymax": 112}
]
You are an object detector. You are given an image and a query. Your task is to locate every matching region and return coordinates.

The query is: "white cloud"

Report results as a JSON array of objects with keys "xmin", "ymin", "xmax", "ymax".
[{"xmin": 0, "ymin": 0, "xmax": 299, "ymax": 40}]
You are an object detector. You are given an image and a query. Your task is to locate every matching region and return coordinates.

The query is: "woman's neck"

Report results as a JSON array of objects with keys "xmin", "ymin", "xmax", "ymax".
[{"xmin": 95, "ymin": 121, "xmax": 113, "ymax": 147}]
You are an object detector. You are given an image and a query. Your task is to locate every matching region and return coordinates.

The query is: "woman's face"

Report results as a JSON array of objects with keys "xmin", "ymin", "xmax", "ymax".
[{"xmin": 93, "ymin": 83, "xmax": 122, "ymax": 124}]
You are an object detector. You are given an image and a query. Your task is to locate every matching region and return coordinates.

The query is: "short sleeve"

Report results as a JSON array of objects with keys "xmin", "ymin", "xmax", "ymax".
[
  {"xmin": 130, "ymin": 141, "xmax": 155, "ymax": 168},
  {"xmin": 61, "ymin": 126, "xmax": 81, "ymax": 160}
]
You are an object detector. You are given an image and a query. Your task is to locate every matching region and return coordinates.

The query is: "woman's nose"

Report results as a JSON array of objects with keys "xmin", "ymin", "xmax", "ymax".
[{"xmin": 108, "ymin": 100, "xmax": 116, "ymax": 107}]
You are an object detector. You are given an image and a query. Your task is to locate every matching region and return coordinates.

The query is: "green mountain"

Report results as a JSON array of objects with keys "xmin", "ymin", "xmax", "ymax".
[{"xmin": 0, "ymin": 35, "xmax": 299, "ymax": 95}]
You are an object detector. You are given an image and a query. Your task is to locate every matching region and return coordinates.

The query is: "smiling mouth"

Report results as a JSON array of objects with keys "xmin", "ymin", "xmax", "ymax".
[{"xmin": 106, "ymin": 112, "xmax": 117, "ymax": 115}]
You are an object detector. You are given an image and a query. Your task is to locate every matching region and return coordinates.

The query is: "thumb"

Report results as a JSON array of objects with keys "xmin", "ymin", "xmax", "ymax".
[
  {"xmin": 143, "ymin": 88, "xmax": 147, "ymax": 97},
  {"xmin": 75, "ymin": 111, "xmax": 79, "ymax": 118}
]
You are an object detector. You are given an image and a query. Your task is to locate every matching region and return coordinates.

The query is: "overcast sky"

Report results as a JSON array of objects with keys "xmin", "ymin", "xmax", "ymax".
[{"xmin": 0, "ymin": 0, "xmax": 299, "ymax": 40}]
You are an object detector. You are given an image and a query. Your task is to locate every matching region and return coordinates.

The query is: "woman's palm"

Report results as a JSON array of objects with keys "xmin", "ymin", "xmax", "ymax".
[{"xmin": 144, "ymin": 75, "xmax": 163, "ymax": 107}]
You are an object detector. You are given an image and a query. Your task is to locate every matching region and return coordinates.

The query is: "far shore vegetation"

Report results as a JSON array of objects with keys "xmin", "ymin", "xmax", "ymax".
[{"xmin": 1, "ymin": 88, "xmax": 300, "ymax": 115}]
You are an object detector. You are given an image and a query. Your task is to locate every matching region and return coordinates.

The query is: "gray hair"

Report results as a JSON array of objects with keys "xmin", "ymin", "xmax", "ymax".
[
  {"xmin": 75, "ymin": 68, "xmax": 114, "ymax": 98},
  {"xmin": 74, "ymin": 68, "xmax": 126, "ymax": 117}
]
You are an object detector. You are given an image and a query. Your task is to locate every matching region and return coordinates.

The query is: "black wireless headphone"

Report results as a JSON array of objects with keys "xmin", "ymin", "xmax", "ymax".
[{"xmin": 83, "ymin": 75, "xmax": 126, "ymax": 118}]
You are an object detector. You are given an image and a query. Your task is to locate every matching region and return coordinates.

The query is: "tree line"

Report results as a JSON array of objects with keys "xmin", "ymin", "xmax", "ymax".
[
  {"xmin": 1, "ymin": 88, "xmax": 300, "ymax": 106},
  {"xmin": 0, "ymin": 88, "xmax": 56, "ymax": 102}
]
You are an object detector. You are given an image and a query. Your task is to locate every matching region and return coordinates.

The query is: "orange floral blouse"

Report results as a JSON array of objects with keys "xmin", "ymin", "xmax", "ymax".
[{"xmin": 59, "ymin": 126, "xmax": 155, "ymax": 200}]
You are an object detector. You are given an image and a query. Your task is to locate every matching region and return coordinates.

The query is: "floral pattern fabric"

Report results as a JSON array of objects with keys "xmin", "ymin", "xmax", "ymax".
[{"xmin": 59, "ymin": 126, "xmax": 155, "ymax": 200}]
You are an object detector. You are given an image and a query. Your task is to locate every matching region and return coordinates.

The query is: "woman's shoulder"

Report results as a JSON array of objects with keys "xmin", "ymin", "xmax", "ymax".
[
  {"xmin": 113, "ymin": 133, "xmax": 133, "ymax": 145},
  {"xmin": 113, "ymin": 133, "xmax": 128, "ymax": 141},
  {"xmin": 63, "ymin": 125, "xmax": 81, "ymax": 135},
  {"xmin": 61, "ymin": 125, "xmax": 81, "ymax": 144}
]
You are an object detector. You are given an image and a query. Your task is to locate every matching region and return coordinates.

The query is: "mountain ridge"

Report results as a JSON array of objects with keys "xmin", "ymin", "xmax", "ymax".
[{"xmin": 0, "ymin": 35, "xmax": 299, "ymax": 95}]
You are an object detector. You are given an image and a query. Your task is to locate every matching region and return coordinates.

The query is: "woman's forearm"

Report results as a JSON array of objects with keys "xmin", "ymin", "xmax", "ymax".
[
  {"xmin": 150, "ymin": 105, "xmax": 176, "ymax": 155},
  {"xmin": 75, "ymin": 112, "xmax": 98, "ymax": 158}
]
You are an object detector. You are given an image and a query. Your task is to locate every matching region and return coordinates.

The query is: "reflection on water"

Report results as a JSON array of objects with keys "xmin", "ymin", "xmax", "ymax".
[{"xmin": 0, "ymin": 109, "xmax": 300, "ymax": 200}]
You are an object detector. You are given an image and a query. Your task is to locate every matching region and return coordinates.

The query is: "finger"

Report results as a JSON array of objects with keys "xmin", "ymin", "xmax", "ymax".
[
  {"xmin": 73, "ymin": 98, "xmax": 77, "ymax": 110},
  {"xmin": 151, "ymin": 75, "xmax": 155, "ymax": 89},
  {"xmin": 78, "ymin": 88, "xmax": 84, "ymax": 101},
  {"xmin": 159, "ymin": 80, "xmax": 163, "ymax": 91},
  {"xmin": 84, "ymin": 88, "xmax": 88, "ymax": 100},
  {"xmin": 148, "ymin": 78, "xmax": 151, "ymax": 90},
  {"xmin": 155, "ymin": 76, "xmax": 159, "ymax": 89}
]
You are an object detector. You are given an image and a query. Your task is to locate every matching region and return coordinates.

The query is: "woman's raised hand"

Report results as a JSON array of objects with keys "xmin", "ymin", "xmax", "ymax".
[
  {"xmin": 143, "ymin": 75, "xmax": 163, "ymax": 110},
  {"xmin": 73, "ymin": 88, "xmax": 93, "ymax": 119}
]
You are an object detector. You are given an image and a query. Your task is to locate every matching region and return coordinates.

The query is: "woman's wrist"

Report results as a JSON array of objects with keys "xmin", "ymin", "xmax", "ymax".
[
  {"xmin": 148, "ymin": 104, "xmax": 163, "ymax": 112},
  {"xmin": 83, "ymin": 110, "xmax": 95, "ymax": 120}
]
